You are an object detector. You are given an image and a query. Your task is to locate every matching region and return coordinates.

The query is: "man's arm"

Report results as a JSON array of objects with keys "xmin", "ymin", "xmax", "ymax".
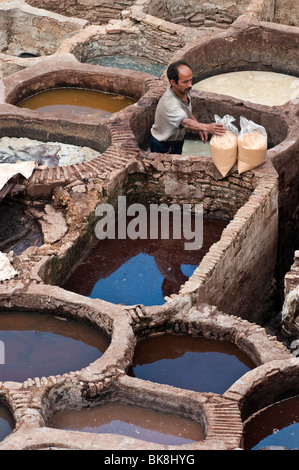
[{"xmin": 181, "ymin": 115, "xmax": 225, "ymax": 143}]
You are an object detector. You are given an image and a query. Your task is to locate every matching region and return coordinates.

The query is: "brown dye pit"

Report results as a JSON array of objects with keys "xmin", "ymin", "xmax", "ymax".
[
  {"xmin": 243, "ymin": 396, "xmax": 299, "ymax": 450},
  {"xmin": 64, "ymin": 216, "xmax": 229, "ymax": 306},
  {"xmin": 0, "ymin": 405, "xmax": 14, "ymax": 442},
  {"xmin": 47, "ymin": 403, "xmax": 204, "ymax": 445},
  {"xmin": 0, "ymin": 312, "xmax": 109, "ymax": 382},
  {"xmin": 128, "ymin": 335, "xmax": 255, "ymax": 394},
  {"xmin": 17, "ymin": 88, "xmax": 136, "ymax": 117}
]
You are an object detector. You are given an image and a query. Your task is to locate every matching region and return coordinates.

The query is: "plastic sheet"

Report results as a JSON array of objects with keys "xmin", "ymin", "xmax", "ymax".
[{"xmin": 0, "ymin": 161, "xmax": 35, "ymax": 191}]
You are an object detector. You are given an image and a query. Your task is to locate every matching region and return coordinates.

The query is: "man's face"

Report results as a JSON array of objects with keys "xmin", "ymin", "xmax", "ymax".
[{"xmin": 170, "ymin": 65, "xmax": 193, "ymax": 96}]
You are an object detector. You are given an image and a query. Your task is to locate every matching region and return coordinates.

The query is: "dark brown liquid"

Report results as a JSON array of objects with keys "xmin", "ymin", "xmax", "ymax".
[
  {"xmin": 243, "ymin": 396, "xmax": 299, "ymax": 450},
  {"xmin": 17, "ymin": 88, "xmax": 136, "ymax": 117},
  {"xmin": 0, "ymin": 405, "xmax": 14, "ymax": 442},
  {"xmin": 129, "ymin": 334, "xmax": 255, "ymax": 394},
  {"xmin": 47, "ymin": 403, "xmax": 204, "ymax": 445},
  {"xmin": 64, "ymin": 216, "xmax": 229, "ymax": 306},
  {"xmin": 0, "ymin": 312, "xmax": 109, "ymax": 382}
]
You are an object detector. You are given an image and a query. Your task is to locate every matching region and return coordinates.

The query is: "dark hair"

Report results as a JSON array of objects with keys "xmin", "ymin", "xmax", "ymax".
[{"xmin": 167, "ymin": 60, "xmax": 192, "ymax": 83}]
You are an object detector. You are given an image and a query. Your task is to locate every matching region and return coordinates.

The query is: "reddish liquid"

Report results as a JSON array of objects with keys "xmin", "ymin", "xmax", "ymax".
[
  {"xmin": 0, "ymin": 312, "xmax": 109, "ymax": 382},
  {"xmin": 243, "ymin": 396, "xmax": 299, "ymax": 450},
  {"xmin": 0, "ymin": 405, "xmax": 14, "ymax": 442},
  {"xmin": 48, "ymin": 403, "xmax": 204, "ymax": 445},
  {"xmin": 129, "ymin": 334, "xmax": 255, "ymax": 394},
  {"xmin": 64, "ymin": 216, "xmax": 229, "ymax": 305}
]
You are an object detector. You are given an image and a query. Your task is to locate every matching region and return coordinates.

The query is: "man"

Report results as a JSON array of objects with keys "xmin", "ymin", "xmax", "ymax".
[{"xmin": 150, "ymin": 60, "xmax": 226, "ymax": 154}]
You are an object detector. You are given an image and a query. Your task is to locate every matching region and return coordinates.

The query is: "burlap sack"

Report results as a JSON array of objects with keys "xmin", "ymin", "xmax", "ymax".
[
  {"xmin": 238, "ymin": 116, "xmax": 267, "ymax": 174},
  {"xmin": 210, "ymin": 115, "xmax": 238, "ymax": 177}
]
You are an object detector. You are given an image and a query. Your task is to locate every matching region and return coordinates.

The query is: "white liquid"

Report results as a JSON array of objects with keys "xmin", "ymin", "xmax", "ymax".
[
  {"xmin": 182, "ymin": 139, "xmax": 211, "ymax": 157},
  {"xmin": 193, "ymin": 71, "xmax": 299, "ymax": 106}
]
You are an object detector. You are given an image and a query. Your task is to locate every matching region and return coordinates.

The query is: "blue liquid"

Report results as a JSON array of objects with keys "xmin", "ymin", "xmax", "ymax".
[
  {"xmin": 88, "ymin": 55, "xmax": 166, "ymax": 77},
  {"xmin": 89, "ymin": 253, "xmax": 197, "ymax": 306},
  {"xmin": 252, "ymin": 423, "xmax": 299, "ymax": 450}
]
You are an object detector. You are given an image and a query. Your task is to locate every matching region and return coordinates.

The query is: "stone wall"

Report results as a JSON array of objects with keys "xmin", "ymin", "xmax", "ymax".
[
  {"xmin": 147, "ymin": 0, "xmax": 252, "ymax": 29},
  {"xmin": 274, "ymin": 0, "xmax": 299, "ymax": 26},
  {"xmin": 0, "ymin": 1, "xmax": 87, "ymax": 57},
  {"xmin": 180, "ymin": 164, "xmax": 279, "ymax": 325},
  {"xmin": 23, "ymin": 0, "xmax": 278, "ymax": 27},
  {"xmin": 26, "ymin": 0, "xmax": 136, "ymax": 23},
  {"xmin": 172, "ymin": 17, "xmax": 299, "ymax": 82},
  {"xmin": 284, "ymin": 252, "xmax": 299, "ymax": 296},
  {"xmin": 58, "ymin": 13, "xmax": 205, "ymax": 66},
  {"xmin": 282, "ymin": 251, "xmax": 299, "ymax": 340},
  {"xmin": 125, "ymin": 154, "xmax": 254, "ymax": 218}
]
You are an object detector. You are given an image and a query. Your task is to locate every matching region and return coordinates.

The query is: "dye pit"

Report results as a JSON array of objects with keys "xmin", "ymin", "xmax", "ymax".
[
  {"xmin": 0, "ymin": 312, "xmax": 109, "ymax": 382},
  {"xmin": 0, "ymin": 405, "xmax": 14, "ymax": 443},
  {"xmin": 17, "ymin": 88, "xmax": 136, "ymax": 117},
  {"xmin": 87, "ymin": 55, "xmax": 166, "ymax": 77},
  {"xmin": 47, "ymin": 403, "xmax": 204, "ymax": 445},
  {"xmin": 128, "ymin": 334, "xmax": 255, "ymax": 394},
  {"xmin": 64, "ymin": 216, "xmax": 228, "ymax": 306},
  {"xmin": 193, "ymin": 70, "xmax": 299, "ymax": 106},
  {"xmin": 182, "ymin": 139, "xmax": 212, "ymax": 157},
  {"xmin": 243, "ymin": 396, "xmax": 299, "ymax": 450},
  {"xmin": 0, "ymin": 136, "xmax": 99, "ymax": 168}
]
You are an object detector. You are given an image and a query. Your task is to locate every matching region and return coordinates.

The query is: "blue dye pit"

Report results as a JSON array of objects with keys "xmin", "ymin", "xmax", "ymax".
[{"xmin": 87, "ymin": 55, "xmax": 166, "ymax": 77}]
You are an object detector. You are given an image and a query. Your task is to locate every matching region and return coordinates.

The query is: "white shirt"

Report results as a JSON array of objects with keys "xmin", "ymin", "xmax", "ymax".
[{"xmin": 151, "ymin": 87, "xmax": 192, "ymax": 142}]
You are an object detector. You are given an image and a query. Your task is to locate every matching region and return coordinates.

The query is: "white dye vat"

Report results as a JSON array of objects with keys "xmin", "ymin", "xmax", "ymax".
[
  {"xmin": 193, "ymin": 71, "xmax": 299, "ymax": 106},
  {"xmin": 182, "ymin": 139, "xmax": 211, "ymax": 157},
  {"xmin": 0, "ymin": 137, "xmax": 99, "ymax": 168}
]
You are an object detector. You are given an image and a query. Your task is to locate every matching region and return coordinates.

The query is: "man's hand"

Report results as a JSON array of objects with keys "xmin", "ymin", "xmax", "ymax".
[
  {"xmin": 204, "ymin": 122, "xmax": 226, "ymax": 136},
  {"xmin": 181, "ymin": 117, "xmax": 226, "ymax": 139},
  {"xmin": 199, "ymin": 130, "xmax": 209, "ymax": 143}
]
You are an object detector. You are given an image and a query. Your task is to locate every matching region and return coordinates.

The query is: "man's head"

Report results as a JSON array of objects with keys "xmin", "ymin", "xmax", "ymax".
[{"xmin": 167, "ymin": 61, "xmax": 193, "ymax": 98}]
